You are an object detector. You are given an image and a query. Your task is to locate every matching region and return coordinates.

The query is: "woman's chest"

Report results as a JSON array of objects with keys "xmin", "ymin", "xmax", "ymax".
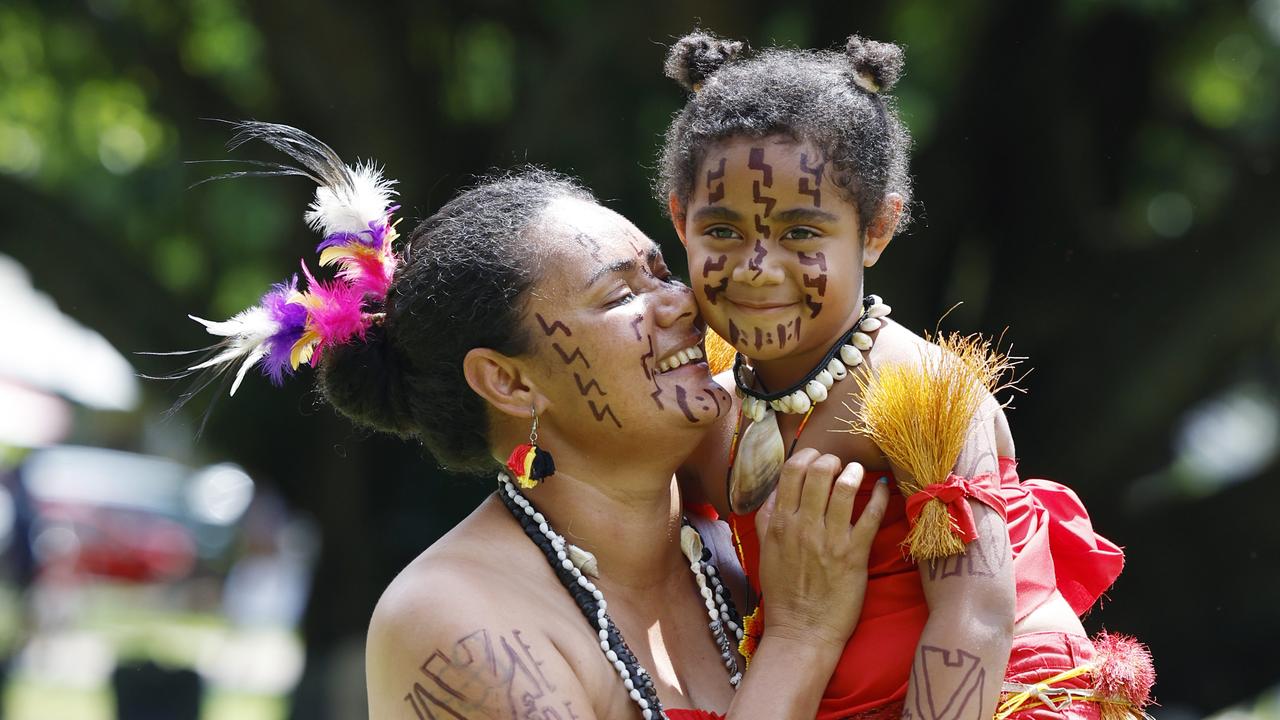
[{"xmin": 558, "ymin": 588, "xmax": 740, "ymax": 718}]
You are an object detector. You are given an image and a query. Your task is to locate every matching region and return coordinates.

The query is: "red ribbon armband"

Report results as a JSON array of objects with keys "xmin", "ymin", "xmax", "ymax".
[{"xmin": 904, "ymin": 473, "xmax": 1007, "ymax": 545}]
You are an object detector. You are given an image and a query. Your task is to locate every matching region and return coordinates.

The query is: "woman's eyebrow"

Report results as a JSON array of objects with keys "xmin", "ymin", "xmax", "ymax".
[
  {"xmin": 772, "ymin": 208, "xmax": 839, "ymax": 224},
  {"xmin": 584, "ymin": 258, "xmax": 637, "ymax": 289}
]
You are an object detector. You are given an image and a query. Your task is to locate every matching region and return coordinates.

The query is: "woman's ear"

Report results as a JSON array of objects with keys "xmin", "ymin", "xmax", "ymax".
[
  {"xmin": 669, "ymin": 193, "xmax": 689, "ymax": 247},
  {"xmin": 863, "ymin": 193, "xmax": 904, "ymax": 268},
  {"xmin": 462, "ymin": 347, "xmax": 541, "ymax": 421}
]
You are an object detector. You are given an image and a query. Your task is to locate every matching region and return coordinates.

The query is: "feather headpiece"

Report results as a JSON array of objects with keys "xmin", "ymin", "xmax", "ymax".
[{"xmin": 159, "ymin": 122, "xmax": 401, "ymax": 406}]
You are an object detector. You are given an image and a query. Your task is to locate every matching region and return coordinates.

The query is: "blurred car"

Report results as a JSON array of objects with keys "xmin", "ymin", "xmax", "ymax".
[{"xmin": 19, "ymin": 446, "xmax": 254, "ymax": 583}]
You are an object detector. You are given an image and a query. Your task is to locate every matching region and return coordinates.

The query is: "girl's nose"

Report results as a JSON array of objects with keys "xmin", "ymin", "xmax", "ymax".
[{"xmin": 731, "ymin": 241, "xmax": 784, "ymax": 286}]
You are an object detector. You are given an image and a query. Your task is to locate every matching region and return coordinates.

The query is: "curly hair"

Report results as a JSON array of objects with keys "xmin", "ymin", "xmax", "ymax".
[
  {"xmin": 656, "ymin": 30, "xmax": 914, "ymax": 234},
  {"xmin": 318, "ymin": 168, "xmax": 594, "ymax": 473}
]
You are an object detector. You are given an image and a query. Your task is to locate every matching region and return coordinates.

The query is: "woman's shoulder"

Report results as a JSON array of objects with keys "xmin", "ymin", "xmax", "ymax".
[
  {"xmin": 369, "ymin": 500, "xmax": 514, "ymax": 637},
  {"xmin": 365, "ymin": 497, "xmax": 602, "ymax": 718}
]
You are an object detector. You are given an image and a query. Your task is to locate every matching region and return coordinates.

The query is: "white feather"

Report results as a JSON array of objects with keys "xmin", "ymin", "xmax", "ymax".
[
  {"xmin": 303, "ymin": 161, "xmax": 397, "ymax": 238},
  {"xmin": 229, "ymin": 345, "xmax": 268, "ymax": 396},
  {"xmin": 186, "ymin": 306, "xmax": 279, "ymax": 375}
]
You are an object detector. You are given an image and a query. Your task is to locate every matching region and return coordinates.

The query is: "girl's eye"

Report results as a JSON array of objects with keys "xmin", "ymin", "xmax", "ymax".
[
  {"xmin": 783, "ymin": 227, "xmax": 819, "ymax": 241},
  {"xmin": 707, "ymin": 226, "xmax": 741, "ymax": 240}
]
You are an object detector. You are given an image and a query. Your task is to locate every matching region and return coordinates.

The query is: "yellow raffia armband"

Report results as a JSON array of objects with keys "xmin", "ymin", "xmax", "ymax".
[{"xmin": 845, "ymin": 331, "xmax": 1022, "ymax": 562}]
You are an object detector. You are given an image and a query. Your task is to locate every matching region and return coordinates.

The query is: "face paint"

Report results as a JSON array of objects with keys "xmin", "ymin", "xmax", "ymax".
[
  {"xmin": 706, "ymin": 156, "xmax": 727, "ymax": 204},
  {"xmin": 552, "ymin": 343, "xmax": 590, "ymax": 368},
  {"xmin": 573, "ymin": 373, "xmax": 606, "ymax": 398},
  {"xmin": 799, "ymin": 152, "xmax": 826, "ymax": 207},
  {"xmin": 639, "ymin": 333, "xmax": 664, "ymax": 409},
  {"xmin": 748, "ymin": 238, "xmax": 768, "ymax": 280},
  {"xmin": 797, "ymin": 250, "xmax": 828, "ymax": 319},
  {"xmin": 535, "ymin": 313, "xmax": 573, "ymax": 338},
  {"xmin": 587, "ymin": 400, "xmax": 623, "ymax": 428},
  {"xmin": 684, "ymin": 137, "xmax": 864, "ymax": 363}
]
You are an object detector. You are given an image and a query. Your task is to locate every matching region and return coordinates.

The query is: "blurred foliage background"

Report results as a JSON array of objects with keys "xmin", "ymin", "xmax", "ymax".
[{"xmin": 1, "ymin": 0, "xmax": 1278, "ymax": 718}]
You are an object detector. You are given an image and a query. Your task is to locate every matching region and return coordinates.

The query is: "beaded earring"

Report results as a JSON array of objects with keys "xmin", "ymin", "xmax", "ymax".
[{"xmin": 505, "ymin": 407, "xmax": 556, "ymax": 489}]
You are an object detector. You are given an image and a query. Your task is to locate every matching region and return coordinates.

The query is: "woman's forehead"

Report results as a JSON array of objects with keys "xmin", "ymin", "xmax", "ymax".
[{"xmin": 533, "ymin": 197, "xmax": 661, "ymax": 294}]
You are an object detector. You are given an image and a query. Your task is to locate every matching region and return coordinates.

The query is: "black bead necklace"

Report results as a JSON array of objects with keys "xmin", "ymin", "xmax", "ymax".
[{"xmin": 497, "ymin": 477, "xmax": 744, "ymax": 719}]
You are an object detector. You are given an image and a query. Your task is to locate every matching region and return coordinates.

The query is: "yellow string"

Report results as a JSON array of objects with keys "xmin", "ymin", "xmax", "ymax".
[{"xmin": 994, "ymin": 664, "xmax": 1094, "ymax": 720}]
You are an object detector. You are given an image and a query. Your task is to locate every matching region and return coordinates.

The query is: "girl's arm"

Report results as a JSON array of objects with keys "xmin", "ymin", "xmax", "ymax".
[{"xmin": 900, "ymin": 403, "xmax": 1016, "ymax": 720}]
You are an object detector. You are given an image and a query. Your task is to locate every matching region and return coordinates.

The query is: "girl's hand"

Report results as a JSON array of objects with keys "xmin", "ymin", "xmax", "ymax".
[{"xmin": 754, "ymin": 448, "xmax": 889, "ymax": 653}]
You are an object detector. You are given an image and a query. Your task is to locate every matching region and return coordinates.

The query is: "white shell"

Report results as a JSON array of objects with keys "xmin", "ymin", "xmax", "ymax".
[
  {"xmin": 868, "ymin": 302, "xmax": 892, "ymax": 319},
  {"xmin": 749, "ymin": 397, "xmax": 766, "ymax": 423},
  {"xmin": 770, "ymin": 398, "xmax": 786, "ymax": 413},
  {"xmin": 728, "ymin": 409, "xmax": 785, "ymax": 514},
  {"xmin": 779, "ymin": 393, "xmax": 796, "ymax": 413},
  {"xmin": 827, "ymin": 358, "xmax": 848, "ymax": 380},
  {"xmin": 567, "ymin": 544, "xmax": 600, "ymax": 578},
  {"xmin": 816, "ymin": 369, "xmax": 834, "ymax": 388},
  {"xmin": 867, "ymin": 294, "xmax": 883, "ymax": 306},
  {"xmin": 840, "ymin": 344, "xmax": 863, "ymax": 367},
  {"xmin": 859, "ymin": 317, "xmax": 882, "ymax": 332},
  {"xmin": 680, "ymin": 525, "xmax": 704, "ymax": 564},
  {"xmin": 789, "ymin": 390, "xmax": 811, "ymax": 414},
  {"xmin": 805, "ymin": 380, "xmax": 828, "ymax": 403},
  {"xmin": 851, "ymin": 332, "xmax": 873, "ymax": 351}
]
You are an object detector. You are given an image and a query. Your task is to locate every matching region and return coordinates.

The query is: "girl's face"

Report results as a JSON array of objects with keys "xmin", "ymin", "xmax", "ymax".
[
  {"xmin": 679, "ymin": 135, "xmax": 867, "ymax": 362},
  {"xmin": 521, "ymin": 198, "xmax": 731, "ymax": 443}
]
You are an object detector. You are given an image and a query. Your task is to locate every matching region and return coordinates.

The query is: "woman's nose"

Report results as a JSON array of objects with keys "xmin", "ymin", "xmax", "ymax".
[{"xmin": 654, "ymin": 281, "xmax": 697, "ymax": 328}]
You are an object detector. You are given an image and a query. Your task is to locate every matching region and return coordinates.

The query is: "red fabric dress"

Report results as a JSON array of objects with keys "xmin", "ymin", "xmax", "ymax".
[{"xmin": 714, "ymin": 457, "xmax": 1124, "ymax": 720}]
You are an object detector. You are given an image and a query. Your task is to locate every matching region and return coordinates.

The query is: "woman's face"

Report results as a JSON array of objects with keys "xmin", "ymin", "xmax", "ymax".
[
  {"xmin": 521, "ymin": 197, "xmax": 731, "ymax": 442},
  {"xmin": 680, "ymin": 135, "xmax": 867, "ymax": 362}
]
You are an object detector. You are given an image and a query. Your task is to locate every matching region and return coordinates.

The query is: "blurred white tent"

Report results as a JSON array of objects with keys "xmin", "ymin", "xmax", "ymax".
[{"xmin": 0, "ymin": 253, "xmax": 138, "ymax": 445}]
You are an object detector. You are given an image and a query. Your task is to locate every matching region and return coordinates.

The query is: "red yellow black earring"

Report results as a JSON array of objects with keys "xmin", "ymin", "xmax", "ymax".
[{"xmin": 506, "ymin": 406, "xmax": 556, "ymax": 489}]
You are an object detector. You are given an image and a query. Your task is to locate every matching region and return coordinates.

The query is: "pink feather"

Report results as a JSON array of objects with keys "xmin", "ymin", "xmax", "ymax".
[{"xmin": 299, "ymin": 263, "xmax": 370, "ymax": 364}]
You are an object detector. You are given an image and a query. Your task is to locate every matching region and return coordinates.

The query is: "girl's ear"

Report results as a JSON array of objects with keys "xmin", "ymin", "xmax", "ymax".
[
  {"xmin": 863, "ymin": 193, "xmax": 903, "ymax": 267},
  {"xmin": 669, "ymin": 194, "xmax": 689, "ymax": 247}
]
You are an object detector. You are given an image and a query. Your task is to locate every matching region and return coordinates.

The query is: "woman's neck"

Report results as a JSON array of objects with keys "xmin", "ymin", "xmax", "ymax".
[{"xmin": 521, "ymin": 455, "xmax": 689, "ymax": 591}]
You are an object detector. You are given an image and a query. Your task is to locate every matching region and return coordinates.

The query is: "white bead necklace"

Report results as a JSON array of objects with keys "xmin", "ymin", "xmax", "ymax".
[{"xmin": 497, "ymin": 478, "xmax": 743, "ymax": 719}]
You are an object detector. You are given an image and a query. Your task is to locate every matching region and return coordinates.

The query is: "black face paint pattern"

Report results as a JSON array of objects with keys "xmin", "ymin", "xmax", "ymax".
[
  {"xmin": 799, "ymin": 152, "xmax": 826, "ymax": 208},
  {"xmin": 706, "ymin": 156, "xmax": 727, "ymax": 204}
]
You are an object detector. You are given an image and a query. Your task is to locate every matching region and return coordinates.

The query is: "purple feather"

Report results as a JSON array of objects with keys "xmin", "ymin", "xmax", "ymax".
[{"xmin": 258, "ymin": 277, "xmax": 308, "ymax": 385}]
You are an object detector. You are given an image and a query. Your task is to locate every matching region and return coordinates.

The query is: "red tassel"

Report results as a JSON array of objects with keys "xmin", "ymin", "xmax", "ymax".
[{"xmin": 1093, "ymin": 631, "xmax": 1156, "ymax": 713}]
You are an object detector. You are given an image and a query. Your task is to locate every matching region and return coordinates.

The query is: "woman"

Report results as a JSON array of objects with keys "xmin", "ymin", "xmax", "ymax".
[{"xmin": 175, "ymin": 124, "xmax": 890, "ymax": 719}]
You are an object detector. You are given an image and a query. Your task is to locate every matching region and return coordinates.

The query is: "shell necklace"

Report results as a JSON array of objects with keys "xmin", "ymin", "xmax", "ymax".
[
  {"xmin": 725, "ymin": 295, "xmax": 891, "ymax": 513},
  {"xmin": 497, "ymin": 477, "xmax": 744, "ymax": 720}
]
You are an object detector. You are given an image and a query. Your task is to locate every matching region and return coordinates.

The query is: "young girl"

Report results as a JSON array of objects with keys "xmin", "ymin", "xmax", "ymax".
[{"xmin": 660, "ymin": 31, "xmax": 1153, "ymax": 720}]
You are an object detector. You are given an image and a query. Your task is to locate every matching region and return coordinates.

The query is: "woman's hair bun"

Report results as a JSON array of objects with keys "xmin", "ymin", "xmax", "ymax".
[
  {"xmin": 845, "ymin": 35, "xmax": 905, "ymax": 93},
  {"xmin": 318, "ymin": 321, "xmax": 417, "ymax": 438},
  {"xmin": 664, "ymin": 30, "xmax": 745, "ymax": 92}
]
